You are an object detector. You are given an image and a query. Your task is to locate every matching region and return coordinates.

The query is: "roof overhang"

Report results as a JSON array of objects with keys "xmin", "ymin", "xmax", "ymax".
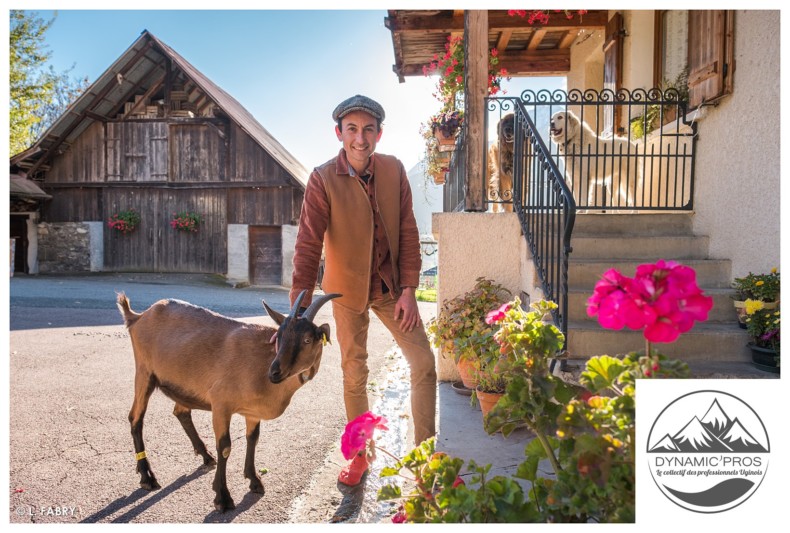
[
  {"xmin": 386, "ymin": 9, "xmax": 608, "ymax": 81},
  {"xmin": 10, "ymin": 174, "xmax": 52, "ymax": 200}
]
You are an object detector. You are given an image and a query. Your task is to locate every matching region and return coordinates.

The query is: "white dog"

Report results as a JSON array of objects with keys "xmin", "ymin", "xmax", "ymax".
[{"xmin": 549, "ymin": 110, "xmax": 641, "ymax": 209}]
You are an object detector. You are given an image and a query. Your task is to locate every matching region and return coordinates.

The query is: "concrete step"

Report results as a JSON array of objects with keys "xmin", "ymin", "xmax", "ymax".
[
  {"xmin": 566, "ymin": 321, "xmax": 752, "ymax": 362},
  {"xmin": 568, "ymin": 258, "xmax": 732, "ymax": 289},
  {"xmin": 556, "ymin": 358, "xmax": 779, "ymax": 380},
  {"xmin": 573, "ymin": 212, "xmax": 693, "ymax": 236},
  {"xmin": 567, "ymin": 287, "xmax": 739, "ymax": 323},
  {"xmin": 571, "ymin": 234, "xmax": 709, "ymax": 260}
]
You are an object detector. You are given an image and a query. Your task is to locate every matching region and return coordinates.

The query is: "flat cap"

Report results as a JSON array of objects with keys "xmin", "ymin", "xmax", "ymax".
[{"xmin": 332, "ymin": 94, "xmax": 385, "ymax": 122}]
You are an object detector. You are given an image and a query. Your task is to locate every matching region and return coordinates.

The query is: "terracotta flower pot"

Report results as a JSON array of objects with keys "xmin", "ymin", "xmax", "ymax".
[
  {"xmin": 456, "ymin": 357, "xmax": 478, "ymax": 390},
  {"xmin": 433, "ymin": 127, "xmax": 457, "ymax": 146},
  {"xmin": 476, "ymin": 389, "xmax": 504, "ymax": 418}
]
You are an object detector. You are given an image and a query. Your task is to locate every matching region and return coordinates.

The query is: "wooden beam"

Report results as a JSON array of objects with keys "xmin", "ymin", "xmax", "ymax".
[
  {"xmin": 527, "ymin": 28, "xmax": 547, "ymax": 50},
  {"xmin": 558, "ymin": 29, "xmax": 580, "ymax": 49},
  {"xmin": 464, "ymin": 10, "xmax": 487, "ymax": 212},
  {"xmin": 496, "ymin": 29, "xmax": 513, "ymax": 51},
  {"xmin": 106, "ymin": 59, "xmax": 166, "ymax": 117},
  {"xmin": 399, "ymin": 48, "xmax": 571, "ymax": 77},
  {"xmin": 84, "ymin": 110, "xmax": 108, "ymax": 122},
  {"xmin": 500, "ymin": 50, "xmax": 571, "ymax": 75},
  {"xmin": 121, "ymin": 75, "xmax": 165, "ymax": 119},
  {"xmin": 387, "ymin": 10, "xmax": 607, "ymax": 33}
]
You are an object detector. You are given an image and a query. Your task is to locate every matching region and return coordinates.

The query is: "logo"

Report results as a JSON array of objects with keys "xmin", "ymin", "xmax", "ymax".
[{"xmin": 646, "ymin": 390, "xmax": 770, "ymax": 513}]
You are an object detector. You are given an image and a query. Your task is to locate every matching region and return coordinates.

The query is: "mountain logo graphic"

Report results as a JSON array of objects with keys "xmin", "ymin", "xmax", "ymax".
[{"xmin": 646, "ymin": 390, "xmax": 770, "ymax": 513}]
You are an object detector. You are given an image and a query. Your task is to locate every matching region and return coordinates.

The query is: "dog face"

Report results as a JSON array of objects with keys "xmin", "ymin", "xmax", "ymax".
[
  {"xmin": 498, "ymin": 113, "xmax": 515, "ymax": 144},
  {"xmin": 549, "ymin": 110, "xmax": 580, "ymax": 145}
]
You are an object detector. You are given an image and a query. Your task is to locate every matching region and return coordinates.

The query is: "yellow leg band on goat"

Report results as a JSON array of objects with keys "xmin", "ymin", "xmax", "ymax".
[{"xmin": 136, "ymin": 451, "xmax": 147, "ymax": 461}]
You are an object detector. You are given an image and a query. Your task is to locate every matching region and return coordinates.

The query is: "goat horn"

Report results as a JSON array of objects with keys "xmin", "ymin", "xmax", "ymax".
[
  {"xmin": 301, "ymin": 293, "xmax": 342, "ymax": 322},
  {"xmin": 289, "ymin": 290, "xmax": 307, "ymax": 319}
]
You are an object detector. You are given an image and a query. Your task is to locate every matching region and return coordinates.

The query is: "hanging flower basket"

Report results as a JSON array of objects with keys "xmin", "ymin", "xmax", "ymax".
[
  {"xmin": 107, "ymin": 209, "xmax": 141, "ymax": 235},
  {"xmin": 170, "ymin": 211, "xmax": 203, "ymax": 232}
]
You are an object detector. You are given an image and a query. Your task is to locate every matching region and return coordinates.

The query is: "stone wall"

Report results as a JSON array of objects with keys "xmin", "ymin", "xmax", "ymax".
[{"xmin": 37, "ymin": 222, "xmax": 93, "ymax": 273}]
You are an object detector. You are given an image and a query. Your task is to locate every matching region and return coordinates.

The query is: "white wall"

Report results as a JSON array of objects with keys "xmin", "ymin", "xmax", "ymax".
[
  {"xmin": 622, "ymin": 11, "xmax": 656, "ymax": 91},
  {"xmin": 281, "ymin": 224, "xmax": 298, "ymax": 288},
  {"xmin": 689, "ymin": 10, "xmax": 780, "ymax": 277},
  {"xmin": 226, "ymin": 224, "xmax": 249, "ymax": 285},
  {"xmin": 432, "ymin": 212, "xmax": 522, "ymax": 381},
  {"xmin": 86, "ymin": 221, "xmax": 103, "ymax": 272}
]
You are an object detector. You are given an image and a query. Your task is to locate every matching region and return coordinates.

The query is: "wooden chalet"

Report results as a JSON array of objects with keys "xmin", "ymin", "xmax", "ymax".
[{"xmin": 10, "ymin": 30, "xmax": 308, "ymax": 285}]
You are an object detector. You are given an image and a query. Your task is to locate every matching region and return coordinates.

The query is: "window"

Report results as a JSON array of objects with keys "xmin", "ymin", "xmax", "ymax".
[{"xmin": 654, "ymin": 10, "xmax": 734, "ymax": 109}]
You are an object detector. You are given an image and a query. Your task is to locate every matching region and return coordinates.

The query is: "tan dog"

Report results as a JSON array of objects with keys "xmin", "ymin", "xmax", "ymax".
[
  {"xmin": 487, "ymin": 113, "xmax": 515, "ymax": 213},
  {"xmin": 550, "ymin": 110, "xmax": 641, "ymax": 209}
]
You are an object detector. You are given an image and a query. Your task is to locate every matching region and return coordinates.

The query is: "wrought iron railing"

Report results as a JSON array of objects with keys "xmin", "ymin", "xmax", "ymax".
[
  {"xmin": 486, "ymin": 88, "xmax": 697, "ymax": 212},
  {"xmin": 444, "ymin": 127, "xmax": 466, "ymax": 212},
  {"xmin": 491, "ymin": 98, "xmax": 576, "ymax": 340}
]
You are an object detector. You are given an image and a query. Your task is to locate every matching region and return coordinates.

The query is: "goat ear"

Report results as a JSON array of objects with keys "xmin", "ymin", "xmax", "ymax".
[
  {"xmin": 318, "ymin": 323, "xmax": 331, "ymax": 346},
  {"xmin": 262, "ymin": 300, "xmax": 286, "ymax": 326}
]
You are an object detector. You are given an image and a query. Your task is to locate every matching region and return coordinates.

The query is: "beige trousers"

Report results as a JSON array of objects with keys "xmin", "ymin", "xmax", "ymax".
[{"xmin": 331, "ymin": 296, "xmax": 437, "ymax": 445}]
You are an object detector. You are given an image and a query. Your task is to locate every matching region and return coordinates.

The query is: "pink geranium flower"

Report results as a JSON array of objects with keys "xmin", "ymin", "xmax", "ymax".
[
  {"xmin": 588, "ymin": 261, "xmax": 713, "ymax": 343},
  {"xmin": 485, "ymin": 302, "xmax": 512, "ymax": 324},
  {"xmin": 340, "ymin": 411, "xmax": 388, "ymax": 460}
]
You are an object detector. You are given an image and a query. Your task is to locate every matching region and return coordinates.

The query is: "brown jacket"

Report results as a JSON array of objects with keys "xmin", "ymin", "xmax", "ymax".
[{"xmin": 291, "ymin": 150, "xmax": 422, "ymax": 313}]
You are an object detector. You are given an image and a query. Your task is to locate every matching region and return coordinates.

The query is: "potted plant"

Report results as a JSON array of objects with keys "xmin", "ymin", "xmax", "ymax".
[
  {"xmin": 170, "ymin": 210, "xmax": 203, "ymax": 232},
  {"xmin": 472, "ymin": 342, "xmax": 510, "ymax": 418},
  {"xmin": 744, "ymin": 304, "xmax": 780, "ymax": 373},
  {"xmin": 422, "ymin": 136, "xmax": 450, "ymax": 185},
  {"xmin": 428, "ymin": 109, "xmax": 464, "ymax": 146},
  {"xmin": 426, "ymin": 277, "xmax": 511, "ymax": 390},
  {"xmin": 107, "ymin": 208, "xmax": 141, "ymax": 234},
  {"xmin": 630, "ymin": 67, "xmax": 690, "ymax": 140},
  {"xmin": 731, "ymin": 269, "xmax": 780, "ymax": 328}
]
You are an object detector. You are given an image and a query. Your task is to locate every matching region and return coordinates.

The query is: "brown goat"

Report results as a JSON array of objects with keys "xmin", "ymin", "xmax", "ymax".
[{"xmin": 116, "ymin": 290, "xmax": 340, "ymax": 512}]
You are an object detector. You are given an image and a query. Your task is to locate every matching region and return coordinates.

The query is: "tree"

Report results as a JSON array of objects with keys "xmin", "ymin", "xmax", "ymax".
[
  {"xmin": 9, "ymin": 10, "xmax": 89, "ymax": 156},
  {"xmin": 31, "ymin": 65, "xmax": 90, "ymax": 141}
]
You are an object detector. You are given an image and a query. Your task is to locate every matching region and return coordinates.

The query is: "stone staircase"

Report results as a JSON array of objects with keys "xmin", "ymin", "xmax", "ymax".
[{"xmin": 559, "ymin": 213, "xmax": 768, "ymax": 378}]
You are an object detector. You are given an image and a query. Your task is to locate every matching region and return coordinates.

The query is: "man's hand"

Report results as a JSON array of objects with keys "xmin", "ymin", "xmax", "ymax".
[{"xmin": 394, "ymin": 287, "xmax": 421, "ymax": 332}]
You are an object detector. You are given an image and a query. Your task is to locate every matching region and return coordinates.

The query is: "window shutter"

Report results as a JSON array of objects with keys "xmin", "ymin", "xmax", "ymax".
[
  {"xmin": 688, "ymin": 10, "xmax": 733, "ymax": 108},
  {"xmin": 603, "ymin": 12, "xmax": 624, "ymax": 136}
]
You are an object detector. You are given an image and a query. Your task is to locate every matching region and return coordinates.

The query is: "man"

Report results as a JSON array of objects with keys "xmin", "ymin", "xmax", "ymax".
[{"xmin": 290, "ymin": 95, "xmax": 437, "ymax": 486}]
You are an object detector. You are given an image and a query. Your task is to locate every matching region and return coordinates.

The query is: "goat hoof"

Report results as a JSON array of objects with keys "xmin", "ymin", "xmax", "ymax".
[
  {"xmin": 140, "ymin": 479, "xmax": 161, "ymax": 491},
  {"xmin": 214, "ymin": 491, "xmax": 235, "ymax": 512},
  {"xmin": 249, "ymin": 478, "xmax": 265, "ymax": 494}
]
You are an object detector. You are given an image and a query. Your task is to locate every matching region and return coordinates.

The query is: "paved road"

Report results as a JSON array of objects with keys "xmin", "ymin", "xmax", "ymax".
[{"xmin": 8, "ymin": 273, "xmax": 430, "ymax": 524}]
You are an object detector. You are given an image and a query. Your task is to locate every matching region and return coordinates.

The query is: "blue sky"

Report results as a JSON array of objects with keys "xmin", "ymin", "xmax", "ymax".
[{"xmin": 28, "ymin": 8, "xmax": 565, "ymax": 173}]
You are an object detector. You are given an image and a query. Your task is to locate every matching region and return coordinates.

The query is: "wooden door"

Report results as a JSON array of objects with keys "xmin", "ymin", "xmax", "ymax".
[{"xmin": 249, "ymin": 226, "xmax": 282, "ymax": 285}]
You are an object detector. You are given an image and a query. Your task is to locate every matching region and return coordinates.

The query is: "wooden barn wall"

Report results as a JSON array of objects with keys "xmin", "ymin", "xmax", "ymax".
[
  {"xmin": 41, "ymin": 188, "xmax": 101, "ymax": 222},
  {"xmin": 230, "ymin": 124, "xmax": 298, "ymax": 186},
  {"xmin": 227, "ymin": 187, "xmax": 300, "ymax": 226},
  {"xmin": 103, "ymin": 188, "xmax": 227, "ymax": 273},
  {"xmin": 107, "ymin": 122, "xmax": 169, "ymax": 181},
  {"xmin": 47, "ymin": 121, "xmax": 105, "ymax": 183},
  {"xmin": 169, "ymin": 123, "xmax": 226, "ymax": 182}
]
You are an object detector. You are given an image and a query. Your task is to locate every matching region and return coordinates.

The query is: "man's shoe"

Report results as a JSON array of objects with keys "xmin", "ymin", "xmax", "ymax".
[{"xmin": 338, "ymin": 452, "xmax": 368, "ymax": 486}]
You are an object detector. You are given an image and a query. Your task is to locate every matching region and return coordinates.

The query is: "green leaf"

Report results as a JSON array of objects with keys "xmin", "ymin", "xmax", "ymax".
[
  {"xmin": 581, "ymin": 355, "xmax": 626, "ymax": 391},
  {"xmin": 379, "ymin": 466, "xmax": 401, "ymax": 477},
  {"xmin": 377, "ymin": 484, "xmax": 402, "ymax": 500},
  {"xmin": 515, "ymin": 454, "xmax": 540, "ymax": 481}
]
